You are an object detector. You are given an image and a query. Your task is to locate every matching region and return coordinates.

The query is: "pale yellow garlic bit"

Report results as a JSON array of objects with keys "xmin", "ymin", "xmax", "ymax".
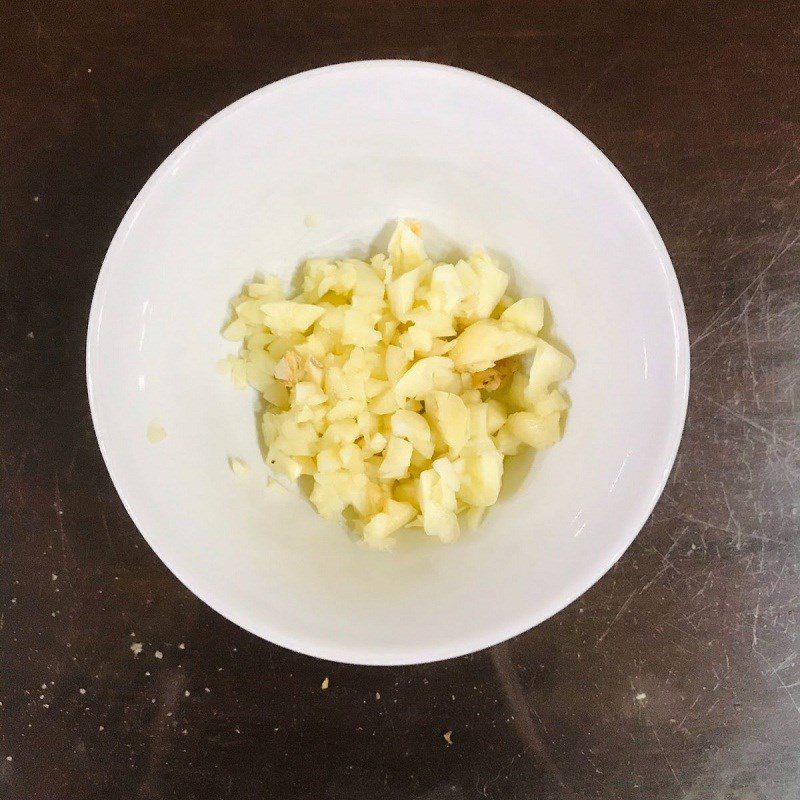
[
  {"xmin": 229, "ymin": 457, "xmax": 250, "ymax": 479},
  {"xmin": 146, "ymin": 419, "xmax": 167, "ymax": 444},
  {"xmin": 218, "ymin": 220, "xmax": 573, "ymax": 549}
]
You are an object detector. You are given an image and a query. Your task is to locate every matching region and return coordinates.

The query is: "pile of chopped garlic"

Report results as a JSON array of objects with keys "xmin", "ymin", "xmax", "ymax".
[{"xmin": 219, "ymin": 221, "xmax": 573, "ymax": 549}]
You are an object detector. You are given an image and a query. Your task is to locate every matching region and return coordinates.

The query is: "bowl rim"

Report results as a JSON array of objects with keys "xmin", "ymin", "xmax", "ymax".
[{"xmin": 86, "ymin": 59, "xmax": 690, "ymax": 665}]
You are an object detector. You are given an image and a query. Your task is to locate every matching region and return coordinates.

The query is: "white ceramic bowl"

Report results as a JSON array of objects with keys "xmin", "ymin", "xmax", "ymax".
[{"xmin": 87, "ymin": 61, "xmax": 689, "ymax": 665}]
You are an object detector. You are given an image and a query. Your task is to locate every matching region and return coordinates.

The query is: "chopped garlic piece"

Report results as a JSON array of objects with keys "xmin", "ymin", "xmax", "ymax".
[
  {"xmin": 218, "ymin": 220, "xmax": 572, "ymax": 548},
  {"xmin": 146, "ymin": 420, "xmax": 167, "ymax": 444},
  {"xmin": 229, "ymin": 458, "xmax": 250, "ymax": 479}
]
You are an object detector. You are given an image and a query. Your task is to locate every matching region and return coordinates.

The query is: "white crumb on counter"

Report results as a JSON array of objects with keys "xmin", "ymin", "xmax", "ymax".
[{"xmin": 303, "ymin": 213, "xmax": 320, "ymax": 228}]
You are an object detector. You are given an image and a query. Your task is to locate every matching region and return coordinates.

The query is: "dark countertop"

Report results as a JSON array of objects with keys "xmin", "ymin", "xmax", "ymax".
[{"xmin": 2, "ymin": 2, "xmax": 799, "ymax": 798}]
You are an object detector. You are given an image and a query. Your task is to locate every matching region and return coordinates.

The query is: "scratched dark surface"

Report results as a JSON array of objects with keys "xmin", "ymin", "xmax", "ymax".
[{"xmin": 2, "ymin": 1, "xmax": 799, "ymax": 798}]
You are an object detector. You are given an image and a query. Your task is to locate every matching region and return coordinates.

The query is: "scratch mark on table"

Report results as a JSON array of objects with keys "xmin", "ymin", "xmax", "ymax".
[
  {"xmin": 751, "ymin": 600, "xmax": 760, "ymax": 650},
  {"xmin": 490, "ymin": 644, "xmax": 574, "ymax": 795},
  {"xmin": 25, "ymin": 3, "xmax": 57, "ymax": 86},
  {"xmin": 139, "ymin": 668, "xmax": 187, "ymax": 795},
  {"xmin": 663, "ymin": 526, "xmax": 691, "ymax": 562},
  {"xmin": 743, "ymin": 310, "xmax": 760, "ymax": 410},
  {"xmin": 646, "ymin": 714, "xmax": 686, "ymax": 798},
  {"xmin": 691, "ymin": 225, "xmax": 800, "ymax": 350},
  {"xmin": 691, "ymin": 570, "xmax": 715, "ymax": 600},
  {"xmin": 699, "ymin": 393, "xmax": 799, "ymax": 452},
  {"xmin": 53, "ymin": 480, "xmax": 74, "ymax": 590},
  {"xmin": 721, "ymin": 487, "xmax": 744, "ymax": 550},
  {"xmin": 769, "ymin": 562, "xmax": 788, "ymax": 596},
  {"xmin": 756, "ymin": 652, "xmax": 800, "ymax": 718},
  {"xmin": 596, "ymin": 589, "xmax": 637, "ymax": 646},
  {"xmin": 676, "ymin": 511, "xmax": 737, "ymax": 538}
]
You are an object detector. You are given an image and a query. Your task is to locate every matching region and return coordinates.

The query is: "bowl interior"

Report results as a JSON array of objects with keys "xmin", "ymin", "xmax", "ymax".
[{"xmin": 87, "ymin": 61, "xmax": 688, "ymax": 665}]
